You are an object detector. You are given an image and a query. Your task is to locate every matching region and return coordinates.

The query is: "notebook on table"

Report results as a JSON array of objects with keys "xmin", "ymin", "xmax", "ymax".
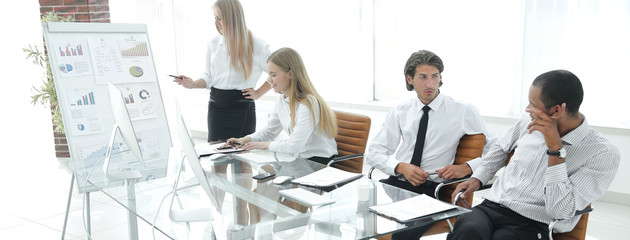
[
  {"xmin": 369, "ymin": 194, "xmax": 457, "ymax": 223},
  {"xmin": 291, "ymin": 167, "xmax": 363, "ymax": 188}
]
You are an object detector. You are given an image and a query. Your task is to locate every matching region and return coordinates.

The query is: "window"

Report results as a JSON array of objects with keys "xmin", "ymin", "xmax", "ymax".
[
  {"xmin": 520, "ymin": 0, "xmax": 630, "ymax": 128},
  {"xmin": 111, "ymin": 0, "xmax": 630, "ymax": 129},
  {"xmin": 373, "ymin": 0, "xmax": 525, "ymax": 118}
]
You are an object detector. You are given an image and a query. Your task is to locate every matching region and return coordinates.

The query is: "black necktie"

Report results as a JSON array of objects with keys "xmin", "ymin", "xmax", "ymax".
[{"xmin": 410, "ymin": 106, "xmax": 431, "ymax": 167}]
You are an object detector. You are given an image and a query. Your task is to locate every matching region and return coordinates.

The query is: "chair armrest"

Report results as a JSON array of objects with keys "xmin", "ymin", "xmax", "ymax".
[
  {"xmin": 452, "ymin": 182, "xmax": 492, "ymax": 207},
  {"xmin": 368, "ymin": 167, "xmax": 375, "ymax": 179},
  {"xmin": 575, "ymin": 206, "xmax": 593, "ymax": 216},
  {"xmin": 548, "ymin": 206, "xmax": 593, "ymax": 240},
  {"xmin": 433, "ymin": 175, "xmax": 472, "ymax": 199},
  {"xmin": 326, "ymin": 153, "xmax": 364, "ymax": 167}
]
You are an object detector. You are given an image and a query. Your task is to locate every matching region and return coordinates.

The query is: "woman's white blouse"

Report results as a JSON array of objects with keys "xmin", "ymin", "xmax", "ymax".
[
  {"xmin": 201, "ymin": 34, "xmax": 271, "ymax": 90},
  {"xmin": 248, "ymin": 95, "xmax": 338, "ymax": 159}
]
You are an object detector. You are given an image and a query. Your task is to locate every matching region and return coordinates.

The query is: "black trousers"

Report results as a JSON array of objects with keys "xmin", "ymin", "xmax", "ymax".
[
  {"xmin": 381, "ymin": 176, "xmax": 439, "ymax": 240},
  {"xmin": 446, "ymin": 200, "xmax": 549, "ymax": 240},
  {"xmin": 207, "ymin": 87, "xmax": 256, "ymax": 142}
]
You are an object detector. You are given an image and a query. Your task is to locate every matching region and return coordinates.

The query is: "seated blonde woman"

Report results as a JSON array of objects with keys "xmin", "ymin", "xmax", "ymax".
[{"xmin": 226, "ymin": 47, "xmax": 338, "ymax": 164}]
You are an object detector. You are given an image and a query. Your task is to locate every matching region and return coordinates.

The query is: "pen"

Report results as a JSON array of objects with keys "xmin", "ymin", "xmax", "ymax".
[
  {"xmin": 169, "ymin": 74, "xmax": 182, "ymax": 79},
  {"xmin": 427, "ymin": 171, "xmax": 438, "ymax": 176}
]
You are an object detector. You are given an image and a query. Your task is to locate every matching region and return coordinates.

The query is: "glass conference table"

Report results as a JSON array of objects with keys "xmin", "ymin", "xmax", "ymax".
[{"xmin": 77, "ymin": 149, "xmax": 470, "ymax": 239}]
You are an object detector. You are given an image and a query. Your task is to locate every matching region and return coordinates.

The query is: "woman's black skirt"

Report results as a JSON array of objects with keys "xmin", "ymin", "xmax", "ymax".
[{"xmin": 207, "ymin": 87, "xmax": 256, "ymax": 142}]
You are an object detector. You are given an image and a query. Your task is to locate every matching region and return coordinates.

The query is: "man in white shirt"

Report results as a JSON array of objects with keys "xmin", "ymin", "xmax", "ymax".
[
  {"xmin": 366, "ymin": 50, "xmax": 497, "ymax": 239},
  {"xmin": 447, "ymin": 70, "xmax": 620, "ymax": 240}
]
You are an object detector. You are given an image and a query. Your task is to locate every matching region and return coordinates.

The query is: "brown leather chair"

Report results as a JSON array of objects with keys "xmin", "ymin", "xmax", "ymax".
[
  {"xmin": 370, "ymin": 134, "xmax": 486, "ymax": 239},
  {"xmin": 328, "ymin": 110, "xmax": 371, "ymax": 173},
  {"xmin": 424, "ymin": 134, "xmax": 485, "ymax": 236},
  {"xmin": 551, "ymin": 204, "xmax": 592, "ymax": 240}
]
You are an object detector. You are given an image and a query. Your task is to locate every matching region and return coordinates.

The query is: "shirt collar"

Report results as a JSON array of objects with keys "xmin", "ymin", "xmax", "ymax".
[
  {"xmin": 560, "ymin": 114, "xmax": 589, "ymax": 146},
  {"xmin": 218, "ymin": 35, "xmax": 225, "ymax": 46},
  {"xmin": 417, "ymin": 92, "xmax": 444, "ymax": 112}
]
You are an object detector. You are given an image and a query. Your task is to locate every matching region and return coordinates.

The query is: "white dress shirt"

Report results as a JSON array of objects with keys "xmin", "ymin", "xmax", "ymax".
[
  {"xmin": 248, "ymin": 95, "xmax": 337, "ymax": 159},
  {"xmin": 367, "ymin": 93, "xmax": 497, "ymax": 180},
  {"xmin": 473, "ymin": 115, "xmax": 620, "ymax": 232},
  {"xmin": 201, "ymin": 34, "xmax": 271, "ymax": 90}
]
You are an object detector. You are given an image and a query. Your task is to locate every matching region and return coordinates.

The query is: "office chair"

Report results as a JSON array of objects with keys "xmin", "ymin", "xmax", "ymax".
[
  {"xmin": 326, "ymin": 110, "xmax": 371, "ymax": 174},
  {"xmin": 450, "ymin": 150, "xmax": 593, "ymax": 240},
  {"xmin": 368, "ymin": 134, "xmax": 486, "ymax": 239}
]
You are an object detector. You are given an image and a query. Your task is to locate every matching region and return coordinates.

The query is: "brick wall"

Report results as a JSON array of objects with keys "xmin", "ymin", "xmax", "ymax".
[
  {"xmin": 39, "ymin": 0, "xmax": 110, "ymax": 23},
  {"xmin": 39, "ymin": 0, "xmax": 111, "ymax": 158}
]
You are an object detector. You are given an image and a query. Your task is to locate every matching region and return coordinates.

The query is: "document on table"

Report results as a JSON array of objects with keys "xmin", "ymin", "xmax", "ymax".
[
  {"xmin": 279, "ymin": 188, "xmax": 335, "ymax": 207},
  {"xmin": 291, "ymin": 167, "xmax": 363, "ymax": 188},
  {"xmin": 195, "ymin": 142, "xmax": 245, "ymax": 157},
  {"xmin": 369, "ymin": 194, "xmax": 457, "ymax": 223}
]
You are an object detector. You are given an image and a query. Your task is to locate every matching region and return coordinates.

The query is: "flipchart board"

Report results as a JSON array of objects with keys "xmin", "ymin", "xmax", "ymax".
[{"xmin": 42, "ymin": 22, "xmax": 172, "ymax": 192}]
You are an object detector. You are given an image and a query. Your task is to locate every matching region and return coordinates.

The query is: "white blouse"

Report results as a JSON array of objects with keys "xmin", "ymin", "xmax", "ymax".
[
  {"xmin": 248, "ymin": 95, "xmax": 338, "ymax": 159},
  {"xmin": 201, "ymin": 34, "xmax": 271, "ymax": 90}
]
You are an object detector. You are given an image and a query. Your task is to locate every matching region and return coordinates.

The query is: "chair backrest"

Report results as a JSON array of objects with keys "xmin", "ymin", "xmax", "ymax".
[
  {"xmin": 331, "ymin": 110, "xmax": 371, "ymax": 173},
  {"xmin": 453, "ymin": 134, "xmax": 486, "ymax": 165},
  {"xmin": 435, "ymin": 134, "xmax": 485, "ymax": 205}
]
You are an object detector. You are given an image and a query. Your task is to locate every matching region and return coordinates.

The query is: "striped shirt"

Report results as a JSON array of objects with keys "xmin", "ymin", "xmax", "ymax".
[{"xmin": 473, "ymin": 115, "xmax": 620, "ymax": 233}]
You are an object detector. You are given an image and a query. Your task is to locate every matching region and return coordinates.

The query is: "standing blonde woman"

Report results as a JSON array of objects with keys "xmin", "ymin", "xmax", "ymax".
[
  {"xmin": 226, "ymin": 47, "xmax": 338, "ymax": 164},
  {"xmin": 174, "ymin": 0, "xmax": 271, "ymax": 142}
]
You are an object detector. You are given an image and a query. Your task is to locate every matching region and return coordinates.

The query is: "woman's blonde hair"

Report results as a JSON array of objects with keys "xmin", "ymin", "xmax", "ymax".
[
  {"xmin": 214, "ymin": 0, "xmax": 254, "ymax": 80},
  {"xmin": 267, "ymin": 48, "xmax": 337, "ymax": 138}
]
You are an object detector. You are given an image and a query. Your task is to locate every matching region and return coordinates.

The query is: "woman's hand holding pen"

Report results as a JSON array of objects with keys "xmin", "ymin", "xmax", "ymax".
[
  {"xmin": 171, "ymin": 75, "xmax": 196, "ymax": 89},
  {"xmin": 225, "ymin": 137, "xmax": 250, "ymax": 148}
]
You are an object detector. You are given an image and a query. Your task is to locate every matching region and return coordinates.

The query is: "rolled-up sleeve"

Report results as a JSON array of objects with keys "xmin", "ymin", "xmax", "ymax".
[
  {"xmin": 201, "ymin": 41, "xmax": 214, "ymax": 89},
  {"xmin": 366, "ymin": 109, "xmax": 403, "ymax": 176},
  {"xmin": 471, "ymin": 117, "xmax": 522, "ymax": 185}
]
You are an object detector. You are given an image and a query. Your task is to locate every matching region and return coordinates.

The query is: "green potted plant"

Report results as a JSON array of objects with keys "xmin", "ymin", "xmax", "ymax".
[{"xmin": 26, "ymin": 12, "xmax": 74, "ymax": 134}]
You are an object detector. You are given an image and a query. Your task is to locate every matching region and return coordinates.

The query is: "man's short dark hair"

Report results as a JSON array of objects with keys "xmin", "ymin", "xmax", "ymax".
[
  {"xmin": 532, "ymin": 70, "xmax": 583, "ymax": 116},
  {"xmin": 404, "ymin": 50, "xmax": 444, "ymax": 91}
]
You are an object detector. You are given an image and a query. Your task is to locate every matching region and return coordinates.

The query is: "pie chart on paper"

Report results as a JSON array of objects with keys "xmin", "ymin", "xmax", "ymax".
[
  {"xmin": 139, "ymin": 89, "xmax": 150, "ymax": 99},
  {"xmin": 59, "ymin": 64, "xmax": 73, "ymax": 73},
  {"xmin": 129, "ymin": 66, "xmax": 144, "ymax": 77}
]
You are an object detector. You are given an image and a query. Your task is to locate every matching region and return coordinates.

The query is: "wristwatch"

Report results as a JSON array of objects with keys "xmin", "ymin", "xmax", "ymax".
[{"xmin": 546, "ymin": 147, "xmax": 567, "ymax": 158}]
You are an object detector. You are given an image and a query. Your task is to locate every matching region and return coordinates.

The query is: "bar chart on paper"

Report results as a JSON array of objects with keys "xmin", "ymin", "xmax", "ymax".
[
  {"xmin": 120, "ymin": 42, "xmax": 149, "ymax": 57},
  {"xmin": 70, "ymin": 91, "xmax": 96, "ymax": 106},
  {"xmin": 59, "ymin": 43, "xmax": 84, "ymax": 57}
]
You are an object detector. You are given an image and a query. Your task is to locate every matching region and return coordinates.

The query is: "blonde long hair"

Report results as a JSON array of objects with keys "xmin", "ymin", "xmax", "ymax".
[
  {"xmin": 214, "ymin": 0, "xmax": 254, "ymax": 80},
  {"xmin": 267, "ymin": 48, "xmax": 337, "ymax": 138}
]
